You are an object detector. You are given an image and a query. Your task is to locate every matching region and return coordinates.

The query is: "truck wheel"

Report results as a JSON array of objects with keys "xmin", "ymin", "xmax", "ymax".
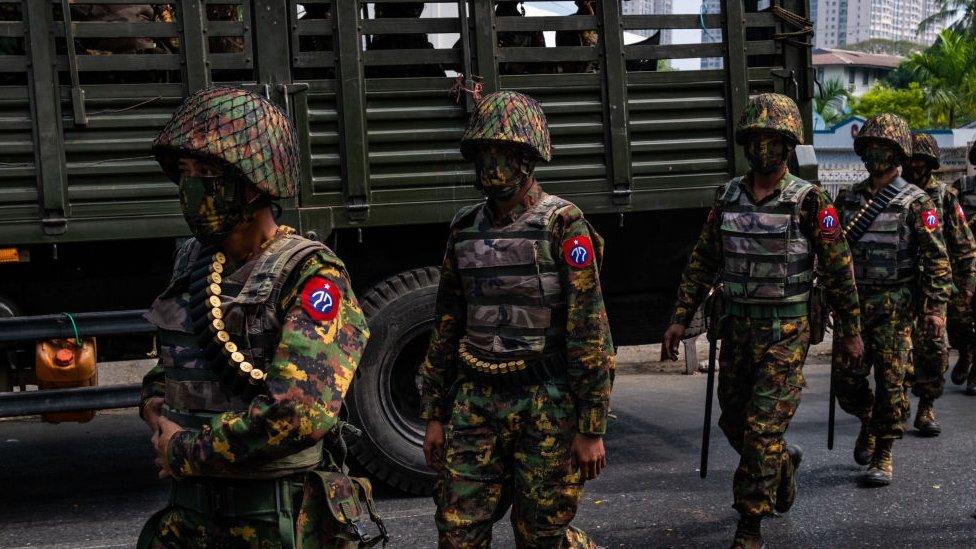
[{"xmin": 347, "ymin": 267, "xmax": 440, "ymax": 495}]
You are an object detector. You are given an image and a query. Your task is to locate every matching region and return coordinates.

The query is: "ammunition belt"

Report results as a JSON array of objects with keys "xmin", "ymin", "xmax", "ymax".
[
  {"xmin": 188, "ymin": 250, "xmax": 267, "ymax": 397},
  {"xmin": 458, "ymin": 338, "xmax": 566, "ymax": 388}
]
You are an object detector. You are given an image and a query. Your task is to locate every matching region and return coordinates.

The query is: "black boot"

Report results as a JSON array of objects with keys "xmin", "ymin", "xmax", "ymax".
[
  {"xmin": 854, "ymin": 421, "xmax": 875, "ymax": 466},
  {"xmin": 914, "ymin": 398, "xmax": 942, "ymax": 437},
  {"xmin": 775, "ymin": 444, "xmax": 803, "ymax": 513},
  {"xmin": 863, "ymin": 438, "xmax": 894, "ymax": 487},
  {"xmin": 730, "ymin": 516, "xmax": 764, "ymax": 549},
  {"xmin": 951, "ymin": 345, "xmax": 971, "ymax": 385}
]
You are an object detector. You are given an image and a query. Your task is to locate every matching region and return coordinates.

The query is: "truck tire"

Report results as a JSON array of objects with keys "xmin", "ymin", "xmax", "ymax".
[{"xmin": 347, "ymin": 267, "xmax": 440, "ymax": 495}]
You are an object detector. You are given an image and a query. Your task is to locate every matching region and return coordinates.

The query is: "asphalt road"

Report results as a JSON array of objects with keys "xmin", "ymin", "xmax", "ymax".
[{"xmin": 2, "ymin": 360, "xmax": 975, "ymax": 548}]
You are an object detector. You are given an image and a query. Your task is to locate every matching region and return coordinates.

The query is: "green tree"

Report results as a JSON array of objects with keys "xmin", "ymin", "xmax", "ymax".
[
  {"xmin": 845, "ymin": 39, "xmax": 924, "ymax": 57},
  {"xmin": 852, "ymin": 83, "xmax": 931, "ymax": 128},
  {"xmin": 920, "ymin": 1, "xmax": 976, "ymax": 37},
  {"xmin": 815, "ymin": 78, "xmax": 851, "ymax": 126},
  {"xmin": 904, "ymin": 29, "xmax": 976, "ymax": 127}
]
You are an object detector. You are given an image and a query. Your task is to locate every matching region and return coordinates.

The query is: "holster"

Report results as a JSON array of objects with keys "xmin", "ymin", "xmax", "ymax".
[
  {"xmin": 302, "ymin": 470, "xmax": 388, "ymax": 548},
  {"xmin": 808, "ymin": 284, "xmax": 826, "ymax": 345},
  {"xmin": 704, "ymin": 287, "xmax": 726, "ymax": 343}
]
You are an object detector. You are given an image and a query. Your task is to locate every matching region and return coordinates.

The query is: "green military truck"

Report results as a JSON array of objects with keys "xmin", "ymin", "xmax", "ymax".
[{"xmin": 0, "ymin": 0, "xmax": 816, "ymax": 494}]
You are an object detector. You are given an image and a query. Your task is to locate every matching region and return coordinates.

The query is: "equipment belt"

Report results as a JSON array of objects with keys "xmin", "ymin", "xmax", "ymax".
[
  {"xmin": 171, "ymin": 476, "xmax": 304, "ymax": 519},
  {"xmin": 726, "ymin": 302, "xmax": 808, "ymax": 319}
]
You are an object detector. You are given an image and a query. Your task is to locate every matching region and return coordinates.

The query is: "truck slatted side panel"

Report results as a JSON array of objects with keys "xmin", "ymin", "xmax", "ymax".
[{"xmin": 0, "ymin": 4, "xmax": 35, "ymax": 224}]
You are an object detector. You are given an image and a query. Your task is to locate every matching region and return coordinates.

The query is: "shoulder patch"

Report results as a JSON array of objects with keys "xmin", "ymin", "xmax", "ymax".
[
  {"xmin": 300, "ymin": 276, "xmax": 342, "ymax": 322},
  {"xmin": 818, "ymin": 205, "xmax": 840, "ymax": 234},
  {"xmin": 921, "ymin": 209, "xmax": 940, "ymax": 230},
  {"xmin": 957, "ymin": 202, "xmax": 967, "ymax": 223},
  {"xmin": 562, "ymin": 235, "xmax": 595, "ymax": 269}
]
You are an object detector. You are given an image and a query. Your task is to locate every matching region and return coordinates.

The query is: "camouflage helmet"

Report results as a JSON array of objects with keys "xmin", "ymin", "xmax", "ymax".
[
  {"xmin": 153, "ymin": 86, "xmax": 300, "ymax": 199},
  {"xmin": 911, "ymin": 132, "xmax": 940, "ymax": 169},
  {"xmin": 853, "ymin": 113, "xmax": 912, "ymax": 160},
  {"xmin": 734, "ymin": 93, "xmax": 804, "ymax": 145},
  {"xmin": 460, "ymin": 91, "xmax": 552, "ymax": 162}
]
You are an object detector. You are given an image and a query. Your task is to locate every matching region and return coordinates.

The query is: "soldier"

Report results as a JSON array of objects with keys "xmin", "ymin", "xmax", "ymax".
[
  {"xmin": 950, "ymin": 141, "xmax": 976, "ymax": 395},
  {"xmin": 662, "ymin": 93, "xmax": 863, "ymax": 549},
  {"xmin": 496, "ymin": 1, "xmax": 552, "ymax": 75},
  {"xmin": 420, "ymin": 91, "xmax": 614, "ymax": 548},
  {"xmin": 832, "ymin": 114, "xmax": 952, "ymax": 487},
  {"xmin": 137, "ymin": 87, "xmax": 373, "ymax": 547},
  {"xmin": 366, "ymin": 3, "xmax": 445, "ymax": 78},
  {"xmin": 555, "ymin": 0, "xmax": 598, "ymax": 74},
  {"xmin": 902, "ymin": 132, "xmax": 976, "ymax": 436}
]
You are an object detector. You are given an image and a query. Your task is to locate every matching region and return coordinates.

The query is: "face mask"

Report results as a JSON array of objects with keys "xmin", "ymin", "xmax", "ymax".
[
  {"xmin": 860, "ymin": 143, "xmax": 899, "ymax": 177},
  {"xmin": 178, "ymin": 175, "xmax": 253, "ymax": 245},
  {"xmin": 905, "ymin": 159, "xmax": 933, "ymax": 185},
  {"xmin": 473, "ymin": 146, "xmax": 535, "ymax": 200},
  {"xmin": 744, "ymin": 135, "xmax": 789, "ymax": 174}
]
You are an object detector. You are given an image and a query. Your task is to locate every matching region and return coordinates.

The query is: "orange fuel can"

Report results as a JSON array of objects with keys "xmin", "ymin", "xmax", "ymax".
[{"xmin": 35, "ymin": 338, "xmax": 98, "ymax": 423}]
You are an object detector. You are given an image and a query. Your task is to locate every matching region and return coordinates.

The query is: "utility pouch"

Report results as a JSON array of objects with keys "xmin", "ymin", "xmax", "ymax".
[{"xmin": 809, "ymin": 283, "xmax": 826, "ymax": 345}]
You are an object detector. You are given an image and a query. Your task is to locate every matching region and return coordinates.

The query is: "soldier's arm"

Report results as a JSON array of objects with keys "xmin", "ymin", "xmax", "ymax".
[
  {"xmin": 944, "ymin": 189, "xmax": 976, "ymax": 294},
  {"xmin": 419, "ymin": 229, "xmax": 465, "ymax": 423},
  {"xmin": 670, "ymin": 193, "xmax": 723, "ymax": 326},
  {"xmin": 554, "ymin": 207, "xmax": 615, "ymax": 435},
  {"xmin": 912, "ymin": 197, "xmax": 953, "ymax": 317},
  {"xmin": 799, "ymin": 188, "xmax": 861, "ymax": 336},
  {"xmin": 166, "ymin": 261, "xmax": 369, "ymax": 478}
]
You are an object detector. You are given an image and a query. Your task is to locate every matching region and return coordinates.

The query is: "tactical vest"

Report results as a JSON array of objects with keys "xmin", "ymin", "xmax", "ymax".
[
  {"xmin": 840, "ymin": 177, "xmax": 925, "ymax": 286},
  {"xmin": 145, "ymin": 233, "xmax": 329, "ymax": 479},
  {"xmin": 718, "ymin": 176, "xmax": 816, "ymax": 306},
  {"xmin": 956, "ymin": 175, "xmax": 976, "ymax": 223},
  {"xmin": 452, "ymin": 194, "xmax": 572, "ymax": 362}
]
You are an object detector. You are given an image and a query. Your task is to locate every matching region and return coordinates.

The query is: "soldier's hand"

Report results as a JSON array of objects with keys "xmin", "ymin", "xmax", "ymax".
[
  {"xmin": 841, "ymin": 335, "xmax": 864, "ymax": 367},
  {"xmin": 142, "ymin": 396, "xmax": 164, "ymax": 432},
  {"xmin": 925, "ymin": 314, "xmax": 946, "ymax": 338},
  {"xmin": 151, "ymin": 415, "xmax": 183, "ymax": 480},
  {"xmin": 661, "ymin": 323, "xmax": 686, "ymax": 361},
  {"xmin": 423, "ymin": 420, "xmax": 446, "ymax": 472},
  {"xmin": 571, "ymin": 433, "xmax": 606, "ymax": 481}
]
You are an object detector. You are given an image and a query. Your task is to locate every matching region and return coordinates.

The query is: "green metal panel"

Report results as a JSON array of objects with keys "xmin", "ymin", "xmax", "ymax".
[{"xmin": 334, "ymin": 0, "xmax": 369, "ymax": 224}]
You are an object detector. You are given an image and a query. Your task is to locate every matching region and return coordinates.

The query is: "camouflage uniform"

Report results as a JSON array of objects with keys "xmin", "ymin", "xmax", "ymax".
[
  {"xmin": 832, "ymin": 114, "xmax": 952, "ymax": 484},
  {"xmin": 555, "ymin": 1, "xmax": 598, "ymax": 74},
  {"xmin": 950, "ymin": 141, "xmax": 976, "ymax": 392},
  {"xmin": 421, "ymin": 92, "xmax": 613, "ymax": 548},
  {"xmin": 673, "ymin": 95, "xmax": 859, "ymax": 526},
  {"xmin": 366, "ymin": 3, "xmax": 445, "ymax": 78},
  {"xmin": 138, "ymin": 88, "xmax": 371, "ymax": 548},
  {"xmin": 496, "ymin": 2, "xmax": 552, "ymax": 75},
  {"xmin": 903, "ymin": 133, "xmax": 976, "ymax": 430}
]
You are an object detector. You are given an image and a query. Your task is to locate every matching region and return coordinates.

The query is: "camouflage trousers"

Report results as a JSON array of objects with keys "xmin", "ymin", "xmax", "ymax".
[
  {"xmin": 435, "ymin": 380, "xmax": 595, "ymax": 549},
  {"xmin": 832, "ymin": 287, "xmax": 913, "ymax": 439},
  {"xmin": 946, "ymin": 293, "xmax": 975, "ymax": 350},
  {"xmin": 717, "ymin": 315, "xmax": 808, "ymax": 519},
  {"xmin": 137, "ymin": 476, "xmax": 342, "ymax": 548},
  {"xmin": 907, "ymin": 322, "xmax": 948, "ymax": 401}
]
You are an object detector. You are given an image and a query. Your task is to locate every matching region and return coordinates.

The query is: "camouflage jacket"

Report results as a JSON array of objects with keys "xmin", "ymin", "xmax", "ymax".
[
  {"xmin": 140, "ymin": 238, "xmax": 369, "ymax": 478},
  {"xmin": 671, "ymin": 171, "xmax": 862, "ymax": 336},
  {"xmin": 923, "ymin": 176, "xmax": 976, "ymax": 294},
  {"xmin": 420, "ymin": 183, "xmax": 615, "ymax": 435},
  {"xmin": 838, "ymin": 179, "xmax": 953, "ymax": 317}
]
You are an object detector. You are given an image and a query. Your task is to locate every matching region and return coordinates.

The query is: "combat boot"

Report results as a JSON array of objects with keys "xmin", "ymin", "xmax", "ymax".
[
  {"xmin": 967, "ymin": 368, "xmax": 976, "ymax": 395},
  {"xmin": 729, "ymin": 516, "xmax": 764, "ymax": 549},
  {"xmin": 914, "ymin": 398, "xmax": 941, "ymax": 437},
  {"xmin": 950, "ymin": 345, "xmax": 971, "ymax": 385},
  {"xmin": 863, "ymin": 438, "xmax": 894, "ymax": 487},
  {"xmin": 774, "ymin": 444, "xmax": 803, "ymax": 514},
  {"xmin": 854, "ymin": 421, "xmax": 874, "ymax": 466}
]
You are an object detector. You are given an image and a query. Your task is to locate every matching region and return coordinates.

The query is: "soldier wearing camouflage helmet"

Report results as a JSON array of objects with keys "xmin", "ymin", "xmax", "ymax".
[
  {"xmin": 137, "ymin": 87, "xmax": 375, "ymax": 547},
  {"xmin": 902, "ymin": 132, "xmax": 976, "ymax": 436},
  {"xmin": 420, "ymin": 90, "xmax": 614, "ymax": 548},
  {"xmin": 832, "ymin": 114, "xmax": 952, "ymax": 487},
  {"xmin": 663, "ymin": 93, "xmax": 863, "ymax": 549},
  {"xmin": 949, "ymin": 140, "xmax": 976, "ymax": 394}
]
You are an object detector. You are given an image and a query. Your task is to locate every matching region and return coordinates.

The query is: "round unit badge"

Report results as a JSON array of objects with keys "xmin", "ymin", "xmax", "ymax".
[
  {"xmin": 958, "ymin": 203, "xmax": 967, "ymax": 223},
  {"xmin": 300, "ymin": 276, "xmax": 341, "ymax": 322},
  {"xmin": 921, "ymin": 209, "xmax": 940, "ymax": 230},
  {"xmin": 562, "ymin": 235, "xmax": 595, "ymax": 269},
  {"xmin": 818, "ymin": 206, "xmax": 839, "ymax": 234}
]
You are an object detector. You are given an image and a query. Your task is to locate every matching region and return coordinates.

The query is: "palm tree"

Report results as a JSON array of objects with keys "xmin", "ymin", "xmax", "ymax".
[
  {"xmin": 815, "ymin": 78, "xmax": 851, "ymax": 126},
  {"xmin": 919, "ymin": 1, "xmax": 976, "ymax": 37},
  {"xmin": 904, "ymin": 29, "xmax": 976, "ymax": 126}
]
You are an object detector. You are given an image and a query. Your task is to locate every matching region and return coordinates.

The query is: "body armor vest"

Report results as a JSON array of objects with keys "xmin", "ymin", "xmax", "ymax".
[
  {"xmin": 145, "ymin": 233, "xmax": 329, "ymax": 479},
  {"xmin": 841, "ymin": 177, "xmax": 925, "ymax": 287},
  {"xmin": 718, "ymin": 175, "xmax": 816, "ymax": 305},
  {"xmin": 452, "ymin": 194, "xmax": 572, "ymax": 361}
]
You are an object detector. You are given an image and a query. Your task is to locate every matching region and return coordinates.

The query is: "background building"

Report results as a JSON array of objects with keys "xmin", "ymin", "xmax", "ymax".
[
  {"xmin": 622, "ymin": 0, "xmax": 673, "ymax": 44},
  {"xmin": 813, "ymin": 47, "xmax": 902, "ymax": 96},
  {"xmin": 816, "ymin": 0, "xmax": 944, "ymax": 50},
  {"xmin": 700, "ymin": 0, "xmax": 722, "ymax": 69}
]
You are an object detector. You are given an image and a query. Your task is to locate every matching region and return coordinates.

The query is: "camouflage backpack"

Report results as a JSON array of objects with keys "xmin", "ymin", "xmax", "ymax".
[
  {"xmin": 853, "ymin": 113, "xmax": 912, "ymax": 160},
  {"xmin": 153, "ymin": 86, "xmax": 301, "ymax": 199},
  {"xmin": 460, "ymin": 90, "xmax": 552, "ymax": 162},
  {"xmin": 912, "ymin": 132, "xmax": 940, "ymax": 168},
  {"xmin": 735, "ymin": 93, "xmax": 803, "ymax": 145}
]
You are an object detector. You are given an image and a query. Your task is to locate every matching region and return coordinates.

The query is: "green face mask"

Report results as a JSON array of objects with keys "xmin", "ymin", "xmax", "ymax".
[
  {"xmin": 178, "ymin": 176, "xmax": 251, "ymax": 245},
  {"xmin": 473, "ymin": 146, "xmax": 535, "ymax": 200},
  {"xmin": 744, "ymin": 134, "xmax": 789, "ymax": 174},
  {"xmin": 860, "ymin": 143, "xmax": 900, "ymax": 177}
]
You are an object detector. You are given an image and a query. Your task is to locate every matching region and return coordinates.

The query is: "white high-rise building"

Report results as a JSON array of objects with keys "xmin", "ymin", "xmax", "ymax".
[
  {"xmin": 816, "ymin": 0, "xmax": 944, "ymax": 50},
  {"xmin": 700, "ymin": 0, "xmax": 723, "ymax": 70},
  {"xmin": 622, "ymin": 0, "xmax": 673, "ymax": 44}
]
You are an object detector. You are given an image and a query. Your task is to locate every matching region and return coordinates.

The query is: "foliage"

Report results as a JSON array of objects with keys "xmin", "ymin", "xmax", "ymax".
[
  {"xmin": 852, "ymin": 83, "xmax": 931, "ymax": 129},
  {"xmin": 815, "ymin": 78, "xmax": 851, "ymax": 126},
  {"xmin": 919, "ymin": 1, "xmax": 976, "ymax": 37},
  {"xmin": 903, "ymin": 29, "xmax": 976, "ymax": 127},
  {"xmin": 844, "ymin": 39, "xmax": 924, "ymax": 57}
]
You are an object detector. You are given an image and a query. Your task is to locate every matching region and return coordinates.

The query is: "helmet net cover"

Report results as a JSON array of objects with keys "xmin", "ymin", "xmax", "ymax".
[
  {"xmin": 460, "ymin": 90, "xmax": 552, "ymax": 162},
  {"xmin": 734, "ymin": 93, "xmax": 804, "ymax": 145},
  {"xmin": 853, "ymin": 113, "xmax": 912, "ymax": 160},
  {"xmin": 153, "ymin": 86, "xmax": 301, "ymax": 199},
  {"xmin": 911, "ymin": 132, "xmax": 940, "ymax": 169}
]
